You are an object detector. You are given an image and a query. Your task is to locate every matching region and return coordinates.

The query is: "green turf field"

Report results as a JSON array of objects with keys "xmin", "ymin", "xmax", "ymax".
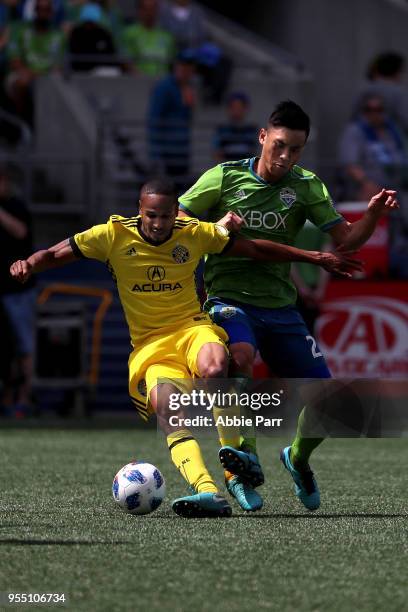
[{"xmin": 0, "ymin": 429, "xmax": 406, "ymax": 611}]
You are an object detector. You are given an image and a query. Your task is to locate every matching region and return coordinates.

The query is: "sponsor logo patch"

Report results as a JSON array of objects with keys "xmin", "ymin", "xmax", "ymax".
[
  {"xmin": 237, "ymin": 208, "xmax": 289, "ymax": 230},
  {"xmin": 132, "ymin": 282, "xmax": 182, "ymax": 292},
  {"xmin": 234, "ymin": 189, "xmax": 247, "ymax": 200},
  {"xmin": 147, "ymin": 266, "xmax": 165, "ymax": 282},
  {"xmin": 125, "ymin": 246, "xmax": 137, "ymax": 256}
]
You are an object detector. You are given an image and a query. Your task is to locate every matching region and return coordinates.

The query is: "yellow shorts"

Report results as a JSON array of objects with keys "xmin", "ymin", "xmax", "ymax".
[{"xmin": 128, "ymin": 323, "xmax": 228, "ymax": 420}]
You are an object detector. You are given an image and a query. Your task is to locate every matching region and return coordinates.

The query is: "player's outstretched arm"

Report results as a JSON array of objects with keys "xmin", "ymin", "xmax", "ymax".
[
  {"xmin": 10, "ymin": 238, "xmax": 79, "ymax": 283},
  {"xmin": 329, "ymin": 188, "xmax": 398, "ymax": 251},
  {"xmin": 226, "ymin": 238, "xmax": 363, "ymax": 277},
  {"xmin": 216, "ymin": 211, "xmax": 243, "ymax": 232}
]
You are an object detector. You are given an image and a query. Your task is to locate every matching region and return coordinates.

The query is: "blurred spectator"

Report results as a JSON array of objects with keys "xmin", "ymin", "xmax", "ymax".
[
  {"xmin": 66, "ymin": 1, "xmax": 84, "ymax": 15},
  {"xmin": 0, "ymin": 14, "xmax": 10, "ymax": 89},
  {"xmin": 97, "ymin": 0, "xmax": 124, "ymax": 47},
  {"xmin": 121, "ymin": 0, "xmax": 175, "ymax": 77},
  {"xmin": 66, "ymin": 0, "xmax": 122, "ymax": 41},
  {"xmin": 159, "ymin": 0, "xmax": 231, "ymax": 104},
  {"xmin": 0, "ymin": 301, "xmax": 15, "ymax": 416},
  {"xmin": 147, "ymin": 48, "xmax": 197, "ymax": 192},
  {"xmin": 6, "ymin": 0, "xmax": 66, "ymax": 124},
  {"xmin": 338, "ymin": 93, "xmax": 408, "ymax": 279},
  {"xmin": 0, "ymin": 6, "xmax": 31, "ymax": 148},
  {"xmin": 17, "ymin": 0, "xmax": 67, "ymax": 27},
  {"xmin": 194, "ymin": 41, "xmax": 232, "ymax": 105},
  {"xmin": 0, "ymin": 165, "xmax": 36, "ymax": 417},
  {"xmin": 338, "ymin": 93, "xmax": 408, "ymax": 201},
  {"xmin": 353, "ymin": 52, "xmax": 408, "ymax": 135},
  {"xmin": 291, "ymin": 223, "xmax": 331, "ymax": 334},
  {"xmin": 212, "ymin": 91, "xmax": 258, "ymax": 162},
  {"xmin": 0, "ymin": 0, "xmax": 20, "ymax": 24},
  {"xmin": 0, "ymin": 3, "xmax": 22, "ymax": 102},
  {"xmin": 159, "ymin": 0, "xmax": 207, "ymax": 51},
  {"xmin": 68, "ymin": 2, "xmax": 119, "ymax": 73},
  {"xmin": 66, "ymin": 0, "xmax": 88, "ymax": 24}
]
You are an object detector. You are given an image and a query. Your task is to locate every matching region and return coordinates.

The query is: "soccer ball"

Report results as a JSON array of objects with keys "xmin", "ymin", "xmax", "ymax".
[{"xmin": 112, "ymin": 462, "xmax": 166, "ymax": 515}]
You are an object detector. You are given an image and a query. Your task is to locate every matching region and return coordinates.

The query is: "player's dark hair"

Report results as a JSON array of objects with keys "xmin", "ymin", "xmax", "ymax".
[
  {"xmin": 268, "ymin": 100, "xmax": 310, "ymax": 138},
  {"xmin": 366, "ymin": 52, "xmax": 405, "ymax": 80},
  {"xmin": 140, "ymin": 178, "xmax": 177, "ymax": 201}
]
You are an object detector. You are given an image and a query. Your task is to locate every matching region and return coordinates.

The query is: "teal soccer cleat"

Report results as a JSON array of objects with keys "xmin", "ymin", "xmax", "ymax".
[
  {"xmin": 219, "ymin": 446, "xmax": 264, "ymax": 488},
  {"xmin": 280, "ymin": 446, "xmax": 320, "ymax": 511},
  {"xmin": 226, "ymin": 476, "xmax": 263, "ymax": 512},
  {"xmin": 172, "ymin": 492, "xmax": 232, "ymax": 518}
]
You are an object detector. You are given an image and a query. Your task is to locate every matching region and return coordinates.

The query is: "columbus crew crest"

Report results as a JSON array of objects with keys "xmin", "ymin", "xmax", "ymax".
[
  {"xmin": 172, "ymin": 244, "xmax": 190, "ymax": 263},
  {"xmin": 279, "ymin": 187, "xmax": 297, "ymax": 208}
]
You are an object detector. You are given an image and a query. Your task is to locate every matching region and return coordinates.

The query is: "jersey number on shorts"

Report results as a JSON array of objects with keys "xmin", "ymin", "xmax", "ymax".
[{"xmin": 306, "ymin": 335, "xmax": 322, "ymax": 359}]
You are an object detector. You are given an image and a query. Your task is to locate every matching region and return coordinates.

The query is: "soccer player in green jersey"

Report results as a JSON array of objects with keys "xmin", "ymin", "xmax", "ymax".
[{"xmin": 178, "ymin": 100, "xmax": 398, "ymax": 512}]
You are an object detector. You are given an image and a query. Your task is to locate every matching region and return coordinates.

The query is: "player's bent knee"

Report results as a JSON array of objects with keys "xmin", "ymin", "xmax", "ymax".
[
  {"xmin": 199, "ymin": 359, "xmax": 228, "ymax": 378},
  {"xmin": 196, "ymin": 342, "xmax": 229, "ymax": 378},
  {"xmin": 230, "ymin": 343, "xmax": 255, "ymax": 374}
]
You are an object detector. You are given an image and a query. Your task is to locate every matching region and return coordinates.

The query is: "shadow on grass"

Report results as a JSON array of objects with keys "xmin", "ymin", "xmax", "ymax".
[
  {"xmin": 0, "ymin": 524, "xmax": 67, "ymax": 529},
  {"xmin": 230, "ymin": 513, "xmax": 408, "ymax": 519},
  {"xmin": 135, "ymin": 512, "xmax": 408, "ymax": 521},
  {"xmin": 0, "ymin": 539, "xmax": 132, "ymax": 545}
]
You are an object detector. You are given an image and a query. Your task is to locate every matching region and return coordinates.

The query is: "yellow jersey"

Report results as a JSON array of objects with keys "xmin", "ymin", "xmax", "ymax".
[{"xmin": 71, "ymin": 215, "xmax": 231, "ymax": 346}]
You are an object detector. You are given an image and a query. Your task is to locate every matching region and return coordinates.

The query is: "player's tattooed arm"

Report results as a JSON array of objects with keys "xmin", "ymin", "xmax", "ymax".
[
  {"xmin": 226, "ymin": 238, "xmax": 363, "ymax": 277},
  {"xmin": 10, "ymin": 238, "xmax": 79, "ymax": 283}
]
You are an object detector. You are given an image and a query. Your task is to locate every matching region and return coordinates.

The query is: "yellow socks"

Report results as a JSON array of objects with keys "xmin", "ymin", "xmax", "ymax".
[
  {"xmin": 213, "ymin": 376, "xmax": 258, "ymax": 457},
  {"xmin": 212, "ymin": 404, "xmax": 241, "ymax": 449},
  {"xmin": 167, "ymin": 429, "xmax": 217, "ymax": 493}
]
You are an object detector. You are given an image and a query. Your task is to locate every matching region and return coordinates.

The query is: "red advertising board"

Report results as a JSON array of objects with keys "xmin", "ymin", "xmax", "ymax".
[
  {"xmin": 316, "ymin": 281, "xmax": 408, "ymax": 378},
  {"xmin": 337, "ymin": 203, "xmax": 389, "ymax": 278}
]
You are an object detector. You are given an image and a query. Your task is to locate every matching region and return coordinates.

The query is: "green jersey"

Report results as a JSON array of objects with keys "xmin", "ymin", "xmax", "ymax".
[
  {"xmin": 121, "ymin": 24, "xmax": 175, "ymax": 77},
  {"xmin": 179, "ymin": 157, "xmax": 343, "ymax": 308},
  {"xmin": 8, "ymin": 23, "xmax": 65, "ymax": 73},
  {"xmin": 293, "ymin": 221, "xmax": 329, "ymax": 289}
]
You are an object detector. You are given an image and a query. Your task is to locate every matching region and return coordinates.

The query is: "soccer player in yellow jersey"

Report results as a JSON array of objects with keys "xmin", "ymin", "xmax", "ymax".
[{"xmin": 10, "ymin": 178, "xmax": 362, "ymax": 518}]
